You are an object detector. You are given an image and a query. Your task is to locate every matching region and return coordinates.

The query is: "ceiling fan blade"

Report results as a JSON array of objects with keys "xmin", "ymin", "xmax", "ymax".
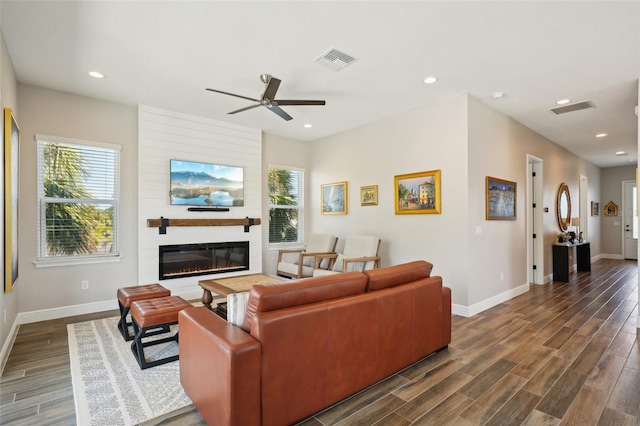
[
  {"xmin": 262, "ymin": 77, "xmax": 281, "ymax": 101},
  {"xmin": 268, "ymin": 105, "xmax": 293, "ymax": 121},
  {"xmin": 206, "ymin": 88, "xmax": 260, "ymax": 103},
  {"xmin": 274, "ymin": 100, "xmax": 326, "ymax": 106},
  {"xmin": 228, "ymin": 104, "xmax": 262, "ymax": 115}
]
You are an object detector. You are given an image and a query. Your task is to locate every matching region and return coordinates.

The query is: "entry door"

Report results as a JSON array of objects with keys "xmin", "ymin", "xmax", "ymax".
[{"xmin": 623, "ymin": 180, "xmax": 638, "ymax": 260}]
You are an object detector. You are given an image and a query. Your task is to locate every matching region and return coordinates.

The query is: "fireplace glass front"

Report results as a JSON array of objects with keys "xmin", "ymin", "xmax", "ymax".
[{"xmin": 159, "ymin": 241, "xmax": 249, "ymax": 280}]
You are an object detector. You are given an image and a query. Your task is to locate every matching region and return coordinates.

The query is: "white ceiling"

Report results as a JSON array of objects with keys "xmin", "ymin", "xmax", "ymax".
[{"xmin": 1, "ymin": 1, "xmax": 638, "ymax": 168}]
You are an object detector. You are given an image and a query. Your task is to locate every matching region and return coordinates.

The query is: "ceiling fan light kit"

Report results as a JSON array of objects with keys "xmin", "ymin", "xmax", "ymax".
[{"xmin": 206, "ymin": 74, "xmax": 326, "ymax": 121}]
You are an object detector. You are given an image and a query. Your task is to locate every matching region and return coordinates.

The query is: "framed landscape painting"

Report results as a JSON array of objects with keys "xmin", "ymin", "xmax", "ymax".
[
  {"xmin": 486, "ymin": 176, "xmax": 516, "ymax": 220},
  {"xmin": 4, "ymin": 108, "xmax": 19, "ymax": 292},
  {"xmin": 394, "ymin": 170, "xmax": 441, "ymax": 214},
  {"xmin": 360, "ymin": 185, "xmax": 378, "ymax": 206},
  {"xmin": 321, "ymin": 181, "xmax": 348, "ymax": 215}
]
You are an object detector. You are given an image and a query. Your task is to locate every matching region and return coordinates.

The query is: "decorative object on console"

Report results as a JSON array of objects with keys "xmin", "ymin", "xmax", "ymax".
[
  {"xmin": 485, "ymin": 176, "xmax": 517, "ymax": 220},
  {"xmin": 571, "ymin": 217, "xmax": 581, "ymax": 240},
  {"xmin": 4, "ymin": 108, "xmax": 19, "ymax": 293},
  {"xmin": 360, "ymin": 185, "xmax": 378, "ymax": 206},
  {"xmin": 321, "ymin": 181, "xmax": 348, "ymax": 215},
  {"xmin": 170, "ymin": 159, "xmax": 244, "ymax": 207},
  {"xmin": 604, "ymin": 201, "xmax": 618, "ymax": 216},
  {"xmin": 591, "ymin": 201, "xmax": 599, "ymax": 216},
  {"xmin": 394, "ymin": 169, "xmax": 441, "ymax": 214},
  {"xmin": 556, "ymin": 183, "xmax": 571, "ymax": 231}
]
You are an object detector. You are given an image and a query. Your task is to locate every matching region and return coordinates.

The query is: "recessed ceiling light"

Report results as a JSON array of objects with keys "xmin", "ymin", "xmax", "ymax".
[
  {"xmin": 89, "ymin": 71, "xmax": 104, "ymax": 79},
  {"xmin": 596, "ymin": 133, "xmax": 608, "ymax": 138},
  {"xmin": 615, "ymin": 151, "xmax": 627, "ymax": 156},
  {"xmin": 303, "ymin": 124, "xmax": 312, "ymax": 128},
  {"xmin": 423, "ymin": 76, "xmax": 438, "ymax": 84},
  {"xmin": 556, "ymin": 98, "xmax": 570, "ymax": 105},
  {"xmin": 492, "ymin": 92, "xmax": 505, "ymax": 99}
]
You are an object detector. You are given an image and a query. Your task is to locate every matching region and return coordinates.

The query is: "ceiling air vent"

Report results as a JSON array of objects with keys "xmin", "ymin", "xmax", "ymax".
[
  {"xmin": 313, "ymin": 48, "xmax": 357, "ymax": 71},
  {"xmin": 550, "ymin": 101, "xmax": 596, "ymax": 115}
]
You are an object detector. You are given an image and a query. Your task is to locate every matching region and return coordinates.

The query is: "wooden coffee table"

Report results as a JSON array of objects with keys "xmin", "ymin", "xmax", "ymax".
[{"xmin": 198, "ymin": 273, "xmax": 284, "ymax": 310}]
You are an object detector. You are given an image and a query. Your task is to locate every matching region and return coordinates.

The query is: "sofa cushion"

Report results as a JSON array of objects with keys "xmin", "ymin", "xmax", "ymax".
[
  {"xmin": 227, "ymin": 291, "xmax": 250, "ymax": 327},
  {"xmin": 241, "ymin": 272, "xmax": 368, "ymax": 333},
  {"xmin": 364, "ymin": 260, "xmax": 433, "ymax": 291}
]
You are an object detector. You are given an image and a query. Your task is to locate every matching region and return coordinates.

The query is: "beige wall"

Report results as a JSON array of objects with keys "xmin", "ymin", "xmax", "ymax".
[
  {"xmin": 600, "ymin": 165, "xmax": 636, "ymax": 257},
  {"xmin": 305, "ymin": 94, "xmax": 602, "ymax": 314},
  {"xmin": 0, "ymin": 31, "xmax": 19, "ymax": 367},
  {"xmin": 16, "ymin": 85, "xmax": 138, "ymax": 316}
]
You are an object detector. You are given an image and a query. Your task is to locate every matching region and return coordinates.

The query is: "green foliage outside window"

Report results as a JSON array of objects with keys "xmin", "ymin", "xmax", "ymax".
[{"xmin": 268, "ymin": 167, "xmax": 302, "ymax": 243}]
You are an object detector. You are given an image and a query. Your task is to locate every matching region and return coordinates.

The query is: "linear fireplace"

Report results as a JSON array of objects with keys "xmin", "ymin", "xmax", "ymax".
[{"xmin": 159, "ymin": 241, "xmax": 249, "ymax": 280}]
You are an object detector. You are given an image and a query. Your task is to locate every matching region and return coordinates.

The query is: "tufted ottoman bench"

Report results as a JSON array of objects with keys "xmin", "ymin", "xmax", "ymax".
[
  {"xmin": 130, "ymin": 295, "xmax": 192, "ymax": 369},
  {"xmin": 117, "ymin": 284, "xmax": 171, "ymax": 341}
]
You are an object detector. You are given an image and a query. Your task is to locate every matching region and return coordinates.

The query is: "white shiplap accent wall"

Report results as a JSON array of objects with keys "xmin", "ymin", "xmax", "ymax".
[{"xmin": 138, "ymin": 105, "xmax": 262, "ymax": 293}]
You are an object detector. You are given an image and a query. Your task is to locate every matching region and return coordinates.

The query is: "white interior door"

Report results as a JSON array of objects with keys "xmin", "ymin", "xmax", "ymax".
[{"xmin": 623, "ymin": 180, "xmax": 638, "ymax": 260}]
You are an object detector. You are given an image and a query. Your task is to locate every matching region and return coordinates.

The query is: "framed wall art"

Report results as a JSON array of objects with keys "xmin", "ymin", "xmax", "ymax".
[
  {"xmin": 604, "ymin": 201, "xmax": 618, "ymax": 217},
  {"xmin": 394, "ymin": 170, "xmax": 441, "ymax": 214},
  {"xmin": 4, "ymin": 108, "xmax": 19, "ymax": 292},
  {"xmin": 591, "ymin": 201, "xmax": 599, "ymax": 216},
  {"xmin": 360, "ymin": 185, "xmax": 378, "ymax": 206},
  {"xmin": 486, "ymin": 176, "xmax": 516, "ymax": 220},
  {"xmin": 321, "ymin": 181, "xmax": 348, "ymax": 215}
]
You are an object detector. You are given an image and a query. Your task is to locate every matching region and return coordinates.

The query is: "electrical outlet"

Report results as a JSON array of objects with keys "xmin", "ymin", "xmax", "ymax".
[{"xmin": 81, "ymin": 280, "xmax": 89, "ymax": 290}]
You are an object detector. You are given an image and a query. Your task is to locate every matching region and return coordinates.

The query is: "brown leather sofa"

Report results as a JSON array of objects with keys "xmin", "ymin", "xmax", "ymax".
[{"xmin": 179, "ymin": 260, "xmax": 451, "ymax": 426}]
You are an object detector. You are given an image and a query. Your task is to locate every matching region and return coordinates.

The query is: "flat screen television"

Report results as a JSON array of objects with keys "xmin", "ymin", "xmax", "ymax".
[{"xmin": 170, "ymin": 159, "xmax": 244, "ymax": 206}]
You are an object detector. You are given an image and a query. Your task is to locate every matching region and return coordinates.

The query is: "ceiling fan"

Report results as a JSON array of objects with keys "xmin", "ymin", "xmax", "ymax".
[{"xmin": 206, "ymin": 74, "xmax": 325, "ymax": 121}]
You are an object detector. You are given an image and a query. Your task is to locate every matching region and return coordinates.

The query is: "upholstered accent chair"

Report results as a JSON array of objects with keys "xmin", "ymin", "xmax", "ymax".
[
  {"xmin": 276, "ymin": 233, "xmax": 338, "ymax": 279},
  {"xmin": 312, "ymin": 235, "xmax": 381, "ymax": 276}
]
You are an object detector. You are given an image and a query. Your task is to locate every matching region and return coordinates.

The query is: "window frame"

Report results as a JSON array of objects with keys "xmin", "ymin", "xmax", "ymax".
[
  {"xmin": 267, "ymin": 164, "xmax": 305, "ymax": 247},
  {"xmin": 35, "ymin": 134, "xmax": 121, "ymax": 267}
]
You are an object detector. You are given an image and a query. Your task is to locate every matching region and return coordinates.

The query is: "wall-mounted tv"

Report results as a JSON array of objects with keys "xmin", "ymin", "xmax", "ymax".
[{"xmin": 170, "ymin": 159, "xmax": 244, "ymax": 206}]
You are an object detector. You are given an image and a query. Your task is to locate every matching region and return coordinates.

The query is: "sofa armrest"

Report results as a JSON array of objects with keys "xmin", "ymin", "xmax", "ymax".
[{"xmin": 179, "ymin": 307, "xmax": 261, "ymax": 426}]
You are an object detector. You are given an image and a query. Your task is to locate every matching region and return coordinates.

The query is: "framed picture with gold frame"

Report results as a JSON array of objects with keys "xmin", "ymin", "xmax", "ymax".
[
  {"xmin": 321, "ymin": 181, "xmax": 348, "ymax": 215},
  {"xmin": 394, "ymin": 170, "xmax": 441, "ymax": 214},
  {"xmin": 4, "ymin": 108, "xmax": 19, "ymax": 292},
  {"xmin": 360, "ymin": 185, "xmax": 378, "ymax": 206},
  {"xmin": 486, "ymin": 176, "xmax": 517, "ymax": 220}
]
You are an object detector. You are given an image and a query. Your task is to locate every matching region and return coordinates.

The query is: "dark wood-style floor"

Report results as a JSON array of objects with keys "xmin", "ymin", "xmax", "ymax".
[{"xmin": 1, "ymin": 259, "xmax": 638, "ymax": 425}]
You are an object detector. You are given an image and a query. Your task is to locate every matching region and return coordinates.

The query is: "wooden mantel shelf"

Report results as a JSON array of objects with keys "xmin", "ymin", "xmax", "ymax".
[{"xmin": 147, "ymin": 217, "xmax": 261, "ymax": 234}]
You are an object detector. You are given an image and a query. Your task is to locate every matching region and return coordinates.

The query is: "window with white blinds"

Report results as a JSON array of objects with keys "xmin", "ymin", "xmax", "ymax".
[
  {"xmin": 268, "ymin": 165, "xmax": 304, "ymax": 244},
  {"xmin": 36, "ymin": 135, "xmax": 120, "ymax": 262}
]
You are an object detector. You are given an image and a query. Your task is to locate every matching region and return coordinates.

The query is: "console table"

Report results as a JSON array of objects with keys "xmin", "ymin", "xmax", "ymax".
[{"xmin": 552, "ymin": 242, "xmax": 591, "ymax": 282}]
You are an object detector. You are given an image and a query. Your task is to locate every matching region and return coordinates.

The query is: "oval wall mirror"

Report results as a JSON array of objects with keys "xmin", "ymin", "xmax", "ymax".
[{"xmin": 557, "ymin": 183, "xmax": 571, "ymax": 231}]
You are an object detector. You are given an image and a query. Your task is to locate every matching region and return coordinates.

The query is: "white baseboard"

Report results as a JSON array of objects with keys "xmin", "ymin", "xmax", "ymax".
[
  {"xmin": 0, "ymin": 316, "xmax": 20, "ymax": 375},
  {"xmin": 452, "ymin": 282, "xmax": 530, "ymax": 317},
  {"xmin": 599, "ymin": 253, "xmax": 624, "ymax": 260},
  {"xmin": 17, "ymin": 287, "xmax": 204, "ymax": 325}
]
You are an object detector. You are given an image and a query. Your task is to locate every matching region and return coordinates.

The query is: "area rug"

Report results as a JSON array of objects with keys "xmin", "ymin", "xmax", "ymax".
[{"xmin": 68, "ymin": 316, "xmax": 192, "ymax": 425}]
